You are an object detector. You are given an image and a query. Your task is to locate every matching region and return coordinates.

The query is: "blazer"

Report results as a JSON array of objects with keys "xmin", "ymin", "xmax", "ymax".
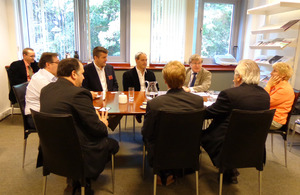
[
  {"xmin": 122, "ymin": 67, "xmax": 159, "ymax": 91},
  {"xmin": 201, "ymin": 83, "xmax": 270, "ymax": 166},
  {"xmin": 40, "ymin": 78, "xmax": 111, "ymax": 178},
  {"xmin": 142, "ymin": 88, "xmax": 204, "ymax": 164},
  {"xmin": 7, "ymin": 60, "xmax": 39, "ymax": 104},
  {"xmin": 82, "ymin": 62, "xmax": 119, "ymax": 91},
  {"xmin": 184, "ymin": 67, "xmax": 212, "ymax": 92}
]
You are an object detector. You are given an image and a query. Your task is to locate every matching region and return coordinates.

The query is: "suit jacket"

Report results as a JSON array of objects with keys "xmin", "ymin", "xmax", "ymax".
[
  {"xmin": 142, "ymin": 88, "xmax": 204, "ymax": 165},
  {"xmin": 40, "ymin": 78, "xmax": 111, "ymax": 178},
  {"xmin": 7, "ymin": 60, "xmax": 39, "ymax": 104},
  {"xmin": 122, "ymin": 67, "xmax": 159, "ymax": 91},
  {"xmin": 184, "ymin": 67, "xmax": 211, "ymax": 92},
  {"xmin": 82, "ymin": 62, "xmax": 118, "ymax": 91},
  {"xmin": 201, "ymin": 83, "xmax": 270, "ymax": 166}
]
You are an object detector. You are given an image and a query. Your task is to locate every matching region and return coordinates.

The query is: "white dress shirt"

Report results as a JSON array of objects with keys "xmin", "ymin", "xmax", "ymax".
[
  {"xmin": 25, "ymin": 69, "xmax": 57, "ymax": 115},
  {"xmin": 94, "ymin": 63, "xmax": 107, "ymax": 92},
  {"xmin": 136, "ymin": 66, "xmax": 147, "ymax": 91}
]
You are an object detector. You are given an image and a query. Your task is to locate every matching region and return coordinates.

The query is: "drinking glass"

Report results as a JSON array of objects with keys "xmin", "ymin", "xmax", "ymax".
[{"xmin": 128, "ymin": 87, "xmax": 134, "ymax": 102}]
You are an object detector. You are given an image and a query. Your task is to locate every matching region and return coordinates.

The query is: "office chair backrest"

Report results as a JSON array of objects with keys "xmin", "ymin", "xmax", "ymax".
[
  {"xmin": 286, "ymin": 89, "xmax": 300, "ymax": 126},
  {"xmin": 219, "ymin": 109, "xmax": 275, "ymax": 172},
  {"xmin": 12, "ymin": 82, "xmax": 31, "ymax": 130},
  {"xmin": 31, "ymin": 109, "xmax": 85, "ymax": 180},
  {"xmin": 12, "ymin": 82, "xmax": 28, "ymax": 115},
  {"xmin": 153, "ymin": 109, "xmax": 205, "ymax": 172}
]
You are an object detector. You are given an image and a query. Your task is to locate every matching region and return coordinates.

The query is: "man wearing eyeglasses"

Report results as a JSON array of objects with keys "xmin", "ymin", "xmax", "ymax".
[
  {"xmin": 183, "ymin": 54, "xmax": 211, "ymax": 92},
  {"xmin": 25, "ymin": 52, "xmax": 59, "ymax": 128},
  {"xmin": 7, "ymin": 48, "xmax": 39, "ymax": 104}
]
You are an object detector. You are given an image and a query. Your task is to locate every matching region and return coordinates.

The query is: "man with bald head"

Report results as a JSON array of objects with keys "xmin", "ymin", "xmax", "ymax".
[
  {"xmin": 40, "ymin": 58, "xmax": 119, "ymax": 194},
  {"xmin": 7, "ymin": 48, "xmax": 39, "ymax": 104}
]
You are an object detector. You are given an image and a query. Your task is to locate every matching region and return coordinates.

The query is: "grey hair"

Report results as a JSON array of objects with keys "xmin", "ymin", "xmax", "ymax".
[
  {"xmin": 234, "ymin": 59, "xmax": 260, "ymax": 85},
  {"xmin": 189, "ymin": 54, "xmax": 203, "ymax": 64},
  {"xmin": 135, "ymin": 52, "xmax": 147, "ymax": 60}
]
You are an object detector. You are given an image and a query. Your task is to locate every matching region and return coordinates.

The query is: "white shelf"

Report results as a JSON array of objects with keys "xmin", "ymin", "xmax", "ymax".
[
  {"xmin": 251, "ymin": 22, "xmax": 299, "ymax": 34},
  {"xmin": 256, "ymin": 62, "xmax": 272, "ymax": 66},
  {"xmin": 250, "ymin": 45, "xmax": 293, "ymax": 50},
  {"xmin": 250, "ymin": 38, "xmax": 296, "ymax": 50},
  {"xmin": 247, "ymin": 1, "xmax": 300, "ymax": 15}
]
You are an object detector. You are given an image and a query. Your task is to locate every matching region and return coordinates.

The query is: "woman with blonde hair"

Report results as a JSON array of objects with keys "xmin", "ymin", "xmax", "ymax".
[{"xmin": 265, "ymin": 62, "xmax": 295, "ymax": 129}]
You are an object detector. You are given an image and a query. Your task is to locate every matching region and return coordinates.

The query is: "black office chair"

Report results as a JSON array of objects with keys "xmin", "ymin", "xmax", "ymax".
[
  {"xmin": 143, "ymin": 109, "xmax": 205, "ymax": 195},
  {"xmin": 31, "ymin": 109, "xmax": 115, "ymax": 195},
  {"xmin": 218, "ymin": 109, "xmax": 275, "ymax": 195},
  {"xmin": 269, "ymin": 89, "xmax": 300, "ymax": 167},
  {"xmin": 6, "ymin": 66, "xmax": 16, "ymax": 115},
  {"xmin": 12, "ymin": 82, "xmax": 36, "ymax": 168}
]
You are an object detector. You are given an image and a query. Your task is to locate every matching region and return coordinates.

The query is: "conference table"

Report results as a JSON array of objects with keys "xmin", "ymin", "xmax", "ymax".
[
  {"xmin": 93, "ymin": 91, "xmax": 213, "ymax": 140},
  {"xmin": 93, "ymin": 91, "xmax": 148, "ymax": 115},
  {"xmin": 93, "ymin": 91, "xmax": 148, "ymax": 140},
  {"xmin": 92, "ymin": 91, "xmax": 211, "ymax": 114}
]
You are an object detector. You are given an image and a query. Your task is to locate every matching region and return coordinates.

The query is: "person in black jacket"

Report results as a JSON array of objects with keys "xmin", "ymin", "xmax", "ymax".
[
  {"xmin": 40, "ymin": 58, "xmax": 119, "ymax": 193},
  {"xmin": 142, "ymin": 60, "xmax": 204, "ymax": 185},
  {"xmin": 123, "ymin": 52, "xmax": 159, "ymax": 123},
  {"xmin": 201, "ymin": 59, "xmax": 270, "ymax": 184},
  {"xmin": 122, "ymin": 52, "xmax": 158, "ymax": 91},
  {"xmin": 82, "ymin": 46, "xmax": 121, "ymax": 130},
  {"xmin": 82, "ymin": 46, "xmax": 118, "ymax": 92},
  {"xmin": 7, "ymin": 48, "xmax": 39, "ymax": 104}
]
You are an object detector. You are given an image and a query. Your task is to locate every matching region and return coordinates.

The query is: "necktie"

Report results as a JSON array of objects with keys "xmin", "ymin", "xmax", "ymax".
[{"xmin": 190, "ymin": 73, "xmax": 197, "ymax": 87}]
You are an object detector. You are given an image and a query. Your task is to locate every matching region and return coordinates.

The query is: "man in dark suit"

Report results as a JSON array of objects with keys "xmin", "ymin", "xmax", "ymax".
[
  {"xmin": 7, "ymin": 48, "xmax": 39, "ymax": 104},
  {"xmin": 201, "ymin": 59, "xmax": 270, "ymax": 184},
  {"xmin": 40, "ymin": 58, "xmax": 119, "ymax": 193},
  {"xmin": 82, "ymin": 46, "xmax": 118, "ymax": 92},
  {"xmin": 82, "ymin": 46, "xmax": 121, "ymax": 130},
  {"xmin": 142, "ymin": 61, "xmax": 204, "ymax": 185},
  {"xmin": 122, "ymin": 52, "xmax": 158, "ymax": 91},
  {"xmin": 123, "ymin": 52, "xmax": 159, "ymax": 123}
]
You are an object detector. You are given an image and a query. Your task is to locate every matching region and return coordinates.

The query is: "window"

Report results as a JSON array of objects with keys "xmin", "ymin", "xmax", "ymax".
[
  {"xmin": 193, "ymin": 0, "xmax": 241, "ymax": 59},
  {"xmin": 151, "ymin": 0, "xmax": 244, "ymax": 64},
  {"xmin": 17, "ymin": 0, "xmax": 129, "ymax": 62}
]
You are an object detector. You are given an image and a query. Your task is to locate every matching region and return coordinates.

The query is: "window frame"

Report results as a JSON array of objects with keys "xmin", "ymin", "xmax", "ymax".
[
  {"xmin": 15, "ymin": 0, "xmax": 129, "ymax": 63},
  {"xmin": 194, "ymin": 0, "xmax": 244, "ymax": 62}
]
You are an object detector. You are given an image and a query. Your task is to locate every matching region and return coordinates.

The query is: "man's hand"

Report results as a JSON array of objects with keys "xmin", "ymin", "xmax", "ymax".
[
  {"xmin": 183, "ymin": 86, "xmax": 191, "ymax": 92},
  {"xmin": 90, "ymin": 91, "xmax": 98, "ymax": 99},
  {"xmin": 96, "ymin": 108, "xmax": 109, "ymax": 127}
]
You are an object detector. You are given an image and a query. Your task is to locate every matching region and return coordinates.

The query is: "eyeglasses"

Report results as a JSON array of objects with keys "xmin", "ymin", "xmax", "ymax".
[
  {"xmin": 51, "ymin": 61, "xmax": 60, "ymax": 64},
  {"xmin": 191, "ymin": 63, "xmax": 202, "ymax": 66}
]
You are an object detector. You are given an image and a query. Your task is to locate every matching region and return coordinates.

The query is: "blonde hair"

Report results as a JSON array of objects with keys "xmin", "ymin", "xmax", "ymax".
[
  {"xmin": 272, "ymin": 62, "xmax": 293, "ymax": 81},
  {"xmin": 235, "ymin": 59, "xmax": 260, "ymax": 85},
  {"xmin": 162, "ymin": 61, "xmax": 186, "ymax": 89},
  {"xmin": 189, "ymin": 54, "xmax": 203, "ymax": 64}
]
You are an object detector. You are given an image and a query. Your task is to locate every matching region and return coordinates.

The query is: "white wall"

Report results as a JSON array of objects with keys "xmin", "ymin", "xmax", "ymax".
[
  {"xmin": 130, "ymin": 0, "xmax": 151, "ymax": 66},
  {"xmin": 0, "ymin": 0, "xmax": 19, "ymax": 119}
]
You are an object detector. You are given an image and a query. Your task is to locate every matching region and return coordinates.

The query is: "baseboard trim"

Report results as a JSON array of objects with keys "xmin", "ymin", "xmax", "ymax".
[{"xmin": 0, "ymin": 107, "xmax": 21, "ymax": 120}]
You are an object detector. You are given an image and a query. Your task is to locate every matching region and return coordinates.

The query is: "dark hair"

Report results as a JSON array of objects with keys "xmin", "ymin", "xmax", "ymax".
[
  {"xmin": 93, "ymin": 46, "xmax": 108, "ymax": 57},
  {"xmin": 23, "ymin": 48, "xmax": 34, "ymax": 55},
  {"xmin": 38, "ymin": 52, "xmax": 58, "ymax": 68},
  {"xmin": 57, "ymin": 58, "xmax": 80, "ymax": 77}
]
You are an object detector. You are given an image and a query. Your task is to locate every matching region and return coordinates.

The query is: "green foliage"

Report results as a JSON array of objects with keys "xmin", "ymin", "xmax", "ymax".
[
  {"xmin": 201, "ymin": 3, "xmax": 233, "ymax": 58},
  {"xmin": 30, "ymin": 0, "xmax": 75, "ymax": 60},
  {"xmin": 27, "ymin": 0, "xmax": 120, "ymax": 60},
  {"xmin": 89, "ymin": 0, "xmax": 121, "ymax": 57}
]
